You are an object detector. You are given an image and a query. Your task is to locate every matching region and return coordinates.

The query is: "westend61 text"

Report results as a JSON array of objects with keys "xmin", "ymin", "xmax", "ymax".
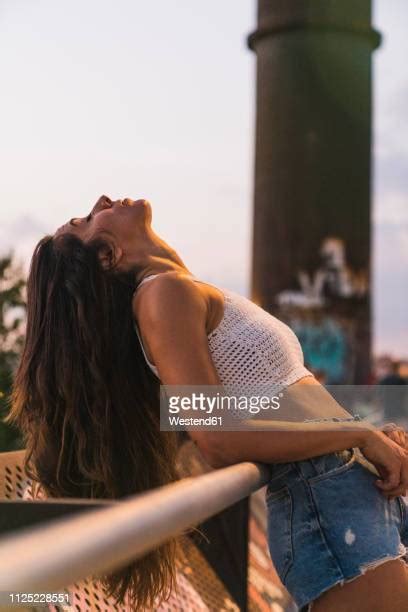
[
  {"xmin": 168, "ymin": 416, "xmax": 223, "ymax": 427},
  {"xmin": 167, "ymin": 392, "xmax": 282, "ymax": 415}
]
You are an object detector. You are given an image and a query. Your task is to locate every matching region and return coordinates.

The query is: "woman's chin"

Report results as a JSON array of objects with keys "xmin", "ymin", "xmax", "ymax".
[
  {"xmin": 122, "ymin": 197, "xmax": 147, "ymax": 207},
  {"xmin": 123, "ymin": 198, "xmax": 152, "ymax": 219},
  {"xmin": 139, "ymin": 199, "xmax": 152, "ymax": 223}
]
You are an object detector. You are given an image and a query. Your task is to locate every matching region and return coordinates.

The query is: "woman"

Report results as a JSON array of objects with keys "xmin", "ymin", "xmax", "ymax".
[{"xmin": 8, "ymin": 195, "xmax": 408, "ymax": 611}]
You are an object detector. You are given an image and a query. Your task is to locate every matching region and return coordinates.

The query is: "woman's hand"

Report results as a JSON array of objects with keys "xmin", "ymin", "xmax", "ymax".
[
  {"xmin": 382, "ymin": 423, "xmax": 408, "ymax": 450},
  {"xmin": 360, "ymin": 429, "xmax": 408, "ymax": 499}
]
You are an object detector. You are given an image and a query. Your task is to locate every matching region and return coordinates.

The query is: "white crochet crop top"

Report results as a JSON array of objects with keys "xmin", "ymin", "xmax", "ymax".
[{"xmin": 134, "ymin": 274, "xmax": 313, "ymax": 393}]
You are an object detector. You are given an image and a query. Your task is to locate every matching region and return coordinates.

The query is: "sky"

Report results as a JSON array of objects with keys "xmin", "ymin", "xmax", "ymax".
[{"xmin": 0, "ymin": 1, "xmax": 407, "ymax": 356}]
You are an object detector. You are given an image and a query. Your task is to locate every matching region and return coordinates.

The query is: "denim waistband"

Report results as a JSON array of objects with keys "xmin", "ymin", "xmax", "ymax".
[{"xmin": 268, "ymin": 415, "xmax": 363, "ymax": 482}]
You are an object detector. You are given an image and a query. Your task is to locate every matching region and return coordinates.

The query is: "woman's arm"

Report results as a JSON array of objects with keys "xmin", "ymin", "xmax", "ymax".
[{"xmin": 134, "ymin": 274, "xmax": 408, "ymax": 497}]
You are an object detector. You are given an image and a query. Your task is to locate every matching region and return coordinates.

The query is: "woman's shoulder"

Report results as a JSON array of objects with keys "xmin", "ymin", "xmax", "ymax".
[{"xmin": 132, "ymin": 272, "xmax": 208, "ymax": 329}]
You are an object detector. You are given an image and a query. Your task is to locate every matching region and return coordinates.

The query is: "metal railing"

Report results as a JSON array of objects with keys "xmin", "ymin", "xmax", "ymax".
[{"xmin": 0, "ymin": 461, "xmax": 270, "ymax": 592}]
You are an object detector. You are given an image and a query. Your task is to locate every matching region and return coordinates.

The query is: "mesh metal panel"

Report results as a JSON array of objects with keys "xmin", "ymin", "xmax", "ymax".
[
  {"xmin": 0, "ymin": 450, "xmax": 27, "ymax": 499},
  {"xmin": 58, "ymin": 539, "xmax": 239, "ymax": 612},
  {"xmin": 0, "ymin": 450, "xmax": 238, "ymax": 611},
  {"xmin": 0, "ymin": 450, "xmax": 291, "ymax": 611}
]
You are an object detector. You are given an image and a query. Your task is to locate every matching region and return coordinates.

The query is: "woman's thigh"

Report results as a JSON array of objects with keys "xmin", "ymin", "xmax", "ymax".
[{"xmin": 311, "ymin": 558, "xmax": 408, "ymax": 612}]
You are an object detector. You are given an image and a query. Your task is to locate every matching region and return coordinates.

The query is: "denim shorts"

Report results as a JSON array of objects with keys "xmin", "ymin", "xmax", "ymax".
[{"xmin": 266, "ymin": 447, "xmax": 408, "ymax": 610}]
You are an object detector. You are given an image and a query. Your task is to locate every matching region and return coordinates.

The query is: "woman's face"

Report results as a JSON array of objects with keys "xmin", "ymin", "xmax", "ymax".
[{"xmin": 56, "ymin": 194, "xmax": 153, "ymax": 249}]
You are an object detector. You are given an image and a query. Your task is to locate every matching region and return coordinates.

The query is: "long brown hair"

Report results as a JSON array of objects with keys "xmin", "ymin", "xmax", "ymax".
[{"xmin": 7, "ymin": 233, "xmax": 179, "ymax": 608}]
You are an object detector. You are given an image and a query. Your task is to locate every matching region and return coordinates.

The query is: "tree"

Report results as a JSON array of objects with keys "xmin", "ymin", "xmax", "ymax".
[{"xmin": 0, "ymin": 254, "xmax": 26, "ymax": 451}]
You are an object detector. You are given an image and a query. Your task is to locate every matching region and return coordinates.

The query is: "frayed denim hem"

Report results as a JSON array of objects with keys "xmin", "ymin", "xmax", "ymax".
[{"xmin": 307, "ymin": 548, "xmax": 408, "ymax": 611}]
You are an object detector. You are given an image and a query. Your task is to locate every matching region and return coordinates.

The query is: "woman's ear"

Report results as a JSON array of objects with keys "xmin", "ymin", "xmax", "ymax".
[{"xmin": 97, "ymin": 241, "xmax": 123, "ymax": 270}]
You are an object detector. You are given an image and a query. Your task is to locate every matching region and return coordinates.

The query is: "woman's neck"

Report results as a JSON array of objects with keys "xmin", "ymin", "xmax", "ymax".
[
  {"xmin": 135, "ymin": 238, "xmax": 192, "ymax": 283},
  {"xmin": 137, "ymin": 257, "xmax": 192, "ymax": 283},
  {"xmin": 123, "ymin": 227, "xmax": 192, "ymax": 283}
]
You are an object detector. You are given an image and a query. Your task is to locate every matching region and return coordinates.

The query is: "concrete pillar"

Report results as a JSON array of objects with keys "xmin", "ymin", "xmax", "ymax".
[{"xmin": 248, "ymin": 0, "xmax": 380, "ymax": 383}]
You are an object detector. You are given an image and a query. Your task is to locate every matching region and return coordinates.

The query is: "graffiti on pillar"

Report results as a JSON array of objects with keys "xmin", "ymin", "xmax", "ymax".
[
  {"xmin": 277, "ymin": 237, "xmax": 368, "ymax": 309},
  {"xmin": 291, "ymin": 317, "xmax": 350, "ymax": 384}
]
